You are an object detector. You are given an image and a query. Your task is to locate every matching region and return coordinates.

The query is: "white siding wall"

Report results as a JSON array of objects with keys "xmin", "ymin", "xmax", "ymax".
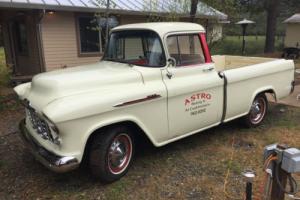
[{"xmin": 285, "ymin": 24, "xmax": 300, "ymax": 48}]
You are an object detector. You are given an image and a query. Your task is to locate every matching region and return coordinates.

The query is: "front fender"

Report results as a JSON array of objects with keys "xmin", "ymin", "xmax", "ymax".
[
  {"xmin": 14, "ymin": 82, "xmax": 31, "ymax": 99},
  {"xmin": 48, "ymin": 103, "xmax": 168, "ymax": 162},
  {"xmin": 83, "ymin": 115, "xmax": 159, "ymax": 147},
  {"xmin": 42, "ymin": 89, "xmax": 168, "ymax": 162}
]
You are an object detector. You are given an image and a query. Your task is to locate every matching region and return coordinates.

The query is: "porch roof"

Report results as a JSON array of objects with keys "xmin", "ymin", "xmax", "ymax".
[{"xmin": 0, "ymin": 0, "xmax": 227, "ymax": 20}]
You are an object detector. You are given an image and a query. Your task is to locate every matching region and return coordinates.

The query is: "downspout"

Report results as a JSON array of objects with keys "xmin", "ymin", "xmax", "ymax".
[{"xmin": 36, "ymin": 9, "xmax": 46, "ymax": 73}]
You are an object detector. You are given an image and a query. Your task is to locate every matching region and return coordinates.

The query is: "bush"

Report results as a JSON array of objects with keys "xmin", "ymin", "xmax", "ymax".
[
  {"xmin": 210, "ymin": 35, "xmax": 283, "ymax": 56},
  {"xmin": 0, "ymin": 47, "xmax": 9, "ymax": 87}
]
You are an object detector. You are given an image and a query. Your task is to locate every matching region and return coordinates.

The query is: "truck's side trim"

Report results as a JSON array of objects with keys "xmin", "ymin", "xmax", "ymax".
[
  {"xmin": 218, "ymin": 71, "xmax": 228, "ymax": 123},
  {"xmin": 113, "ymin": 94, "xmax": 161, "ymax": 107}
]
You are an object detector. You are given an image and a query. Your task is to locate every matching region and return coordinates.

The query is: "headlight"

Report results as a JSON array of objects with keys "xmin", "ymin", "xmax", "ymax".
[
  {"xmin": 27, "ymin": 109, "xmax": 52, "ymax": 140},
  {"xmin": 42, "ymin": 113, "xmax": 61, "ymax": 145},
  {"xmin": 42, "ymin": 113, "xmax": 59, "ymax": 135}
]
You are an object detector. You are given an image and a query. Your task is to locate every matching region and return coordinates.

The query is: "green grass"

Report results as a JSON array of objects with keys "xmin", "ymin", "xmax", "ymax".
[
  {"xmin": 0, "ymin": 47, "xmax": 9, "ymax": 87},
  {"xmin": 210, "ymin": 35, "xmax": 284, "ymax": 56}
]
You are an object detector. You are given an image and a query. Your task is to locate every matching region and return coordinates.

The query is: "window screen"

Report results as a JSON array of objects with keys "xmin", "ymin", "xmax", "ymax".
[{"xmin": 167, "ymin": 34, "xmax": 205, "ymax": 66}]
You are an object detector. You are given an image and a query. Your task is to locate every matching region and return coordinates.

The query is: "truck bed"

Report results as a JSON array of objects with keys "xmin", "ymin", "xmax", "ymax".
[
  {"xmin": 212, "ymin": 55, "xmax": 277, "ymax": 71},
  {"xmin": 211, "ymin": 55, "xmax": 294, "ymax": 123}
]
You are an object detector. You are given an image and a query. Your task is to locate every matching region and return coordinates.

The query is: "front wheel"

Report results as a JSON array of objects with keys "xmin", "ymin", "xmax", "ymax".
[
  {"xmin": 89, "ymin": 126, "xmax": 134, "ymax": 183},
  {"xmin": 241, "ymin": 94, "xmax": 268, "ymax": 128}
]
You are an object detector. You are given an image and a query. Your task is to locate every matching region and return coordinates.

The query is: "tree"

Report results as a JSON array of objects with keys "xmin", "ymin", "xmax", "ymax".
[
  {"xmin": 263, "ymin": 0, "xmax": 298, "ymax": 53},
  {"xmin": 201, "ymin": 0, "xmax": 299, "ymax": 53},
  {"xmin": 190, "ymin": 0, "xmax": 198, "ymax": 22},
  {"xmin": 264, "ymin": 0, "xmax": 280, "ymax": 53}
]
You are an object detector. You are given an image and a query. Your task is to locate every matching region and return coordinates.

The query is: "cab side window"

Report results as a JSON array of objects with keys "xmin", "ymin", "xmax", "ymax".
[{"xmin": 167, "ymin": 34, "xmax": 205, "ymax": 66}]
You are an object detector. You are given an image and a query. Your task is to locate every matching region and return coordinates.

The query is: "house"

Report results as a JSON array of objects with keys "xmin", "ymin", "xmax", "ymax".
[
  {"xmin": 0, "ymin": 0, "xmax": 228, "ymax": 81},
  {"xmin": 283, "ymin": 13, "xmax": 300, "ymax": 48}
]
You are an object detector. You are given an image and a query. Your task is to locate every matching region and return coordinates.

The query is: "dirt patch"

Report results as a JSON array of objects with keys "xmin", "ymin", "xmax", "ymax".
[{"xmin": 0, "ymin": 90, "xmax": 300, "ymax": 199}]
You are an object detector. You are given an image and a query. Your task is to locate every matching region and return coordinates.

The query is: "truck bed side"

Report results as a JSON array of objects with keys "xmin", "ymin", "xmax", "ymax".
[{"xmin": 218, "ymin": 58, "xmax": 295, "ymax": 122}]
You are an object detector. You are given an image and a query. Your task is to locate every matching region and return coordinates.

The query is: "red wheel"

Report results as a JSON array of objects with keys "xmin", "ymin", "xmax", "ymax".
[
  {"xmin": 89, "ymin": 126, "xmax": 135, "ymax": 183},
  {"xmin": 242, "ymin": 94, "xmax": 268, "ymax": 128},
  {"xmin": 107, "ymin": 134, "xmax": 133, "ymax": 175},
  {"xmin": 249, "ymin": 96, "xmax": 267, "ymax": 125}
]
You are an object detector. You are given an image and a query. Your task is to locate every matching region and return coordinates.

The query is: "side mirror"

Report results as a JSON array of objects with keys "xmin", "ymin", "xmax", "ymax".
[
  {"xmin": 166, "ymin": 57, "xmax": 176, "ymax": 79},
  {"xmin": 167, "ymin": 57, "xmax": 176, "ymax": 67}
]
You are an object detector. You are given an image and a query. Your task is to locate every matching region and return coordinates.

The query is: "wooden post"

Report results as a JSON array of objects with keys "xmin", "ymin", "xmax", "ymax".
[
  {"xmin": 270, "ymin": 162, "xmax": 288, "ymax": 200},
  {"xmin": 241, "ymin": 24, "xmax": 247, "ymax": 55},
  {"xmin": 105, "ymin": 0, "xmax": 110, "ymax": 44},
  {"xmin": 245, "ymin": 182, "xmax": 253, "ymax": 200}
]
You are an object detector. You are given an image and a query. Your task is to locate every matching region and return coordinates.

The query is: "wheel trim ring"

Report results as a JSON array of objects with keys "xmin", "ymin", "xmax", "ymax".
[
  {"xmin": 250, "ymin": 97, "xmax": 266, "ymax": 124},
  {"xmin": 107, "ymin": 134, "xmax": 132, "ymax": 175}
]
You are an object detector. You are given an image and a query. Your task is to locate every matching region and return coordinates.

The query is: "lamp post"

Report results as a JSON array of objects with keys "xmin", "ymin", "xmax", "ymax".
[{"xmin": 236, "ymin": 19, "xmax": 255, "ymax": 55}]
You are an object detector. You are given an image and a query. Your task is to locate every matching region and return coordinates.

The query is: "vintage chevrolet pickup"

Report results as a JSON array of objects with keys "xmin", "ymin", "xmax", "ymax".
[{"xmin": 14, "ymin": 22, "xmax": 295, "ymax": 182}]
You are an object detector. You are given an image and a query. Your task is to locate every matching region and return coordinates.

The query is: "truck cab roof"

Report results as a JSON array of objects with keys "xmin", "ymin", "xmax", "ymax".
[{"xmin": 112, "ymin": 22, "xmax": 205, "ymax": 37}]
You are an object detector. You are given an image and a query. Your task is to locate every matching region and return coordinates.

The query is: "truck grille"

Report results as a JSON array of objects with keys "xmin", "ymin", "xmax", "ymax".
[{"xmin": 26, "ymin": 108, "xmax": 53, "ymax": 141}]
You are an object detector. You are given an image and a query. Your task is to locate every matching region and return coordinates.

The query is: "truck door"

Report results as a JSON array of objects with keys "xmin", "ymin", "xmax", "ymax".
[{"xmin": 162, "ymin": 33, "xmax": 224, "ymax": 138}]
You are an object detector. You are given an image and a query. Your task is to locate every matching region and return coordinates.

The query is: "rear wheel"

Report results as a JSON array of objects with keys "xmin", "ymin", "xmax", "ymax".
[
  {"xmin": 89, "ymin": 126, "xmax": 134, "ymax": 183},
  {"xmin": 242, "ymin": 94, "xmax": 268, "ymax": 128}
]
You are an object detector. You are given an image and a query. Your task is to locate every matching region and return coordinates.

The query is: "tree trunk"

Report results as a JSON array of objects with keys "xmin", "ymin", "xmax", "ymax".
[
  {"xmin": 190, "ymin": 0, "xmax": 198, "ymax": 22},
  {"xmin": 264, "ymin": 0, "xmax": 279, "ymax": 53}
]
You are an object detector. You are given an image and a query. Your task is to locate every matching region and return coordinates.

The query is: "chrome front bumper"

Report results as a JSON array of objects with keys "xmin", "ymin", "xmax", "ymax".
[{"xmin": 19, "ymin": 119, "xmax": 79, "ymax": 173}]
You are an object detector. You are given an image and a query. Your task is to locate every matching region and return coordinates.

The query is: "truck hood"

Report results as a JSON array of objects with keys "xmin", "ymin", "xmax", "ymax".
[{"xmin": 16, "ymin": 61, "xmax": 143, "ymax": 111}]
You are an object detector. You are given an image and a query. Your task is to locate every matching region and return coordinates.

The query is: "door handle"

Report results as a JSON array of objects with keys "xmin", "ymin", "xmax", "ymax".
[
  {"xmin": 166, "ymin": 71, "xmax": 173, "ymax": 79},
  {"xmin": 203, "ymin": 66, "xmax": 214, "ymax": 72}
]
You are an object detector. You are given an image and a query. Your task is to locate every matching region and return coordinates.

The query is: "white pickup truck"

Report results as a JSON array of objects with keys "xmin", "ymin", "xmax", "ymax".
[{"xmin": 15, "ymin": 22, "xmax": 295, "ymax": 182}]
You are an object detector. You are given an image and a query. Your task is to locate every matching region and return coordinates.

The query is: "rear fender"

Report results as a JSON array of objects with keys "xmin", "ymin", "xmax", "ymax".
[{"xmin": 247, "ymin": 86, "xmax": 276, "ymax": 112}]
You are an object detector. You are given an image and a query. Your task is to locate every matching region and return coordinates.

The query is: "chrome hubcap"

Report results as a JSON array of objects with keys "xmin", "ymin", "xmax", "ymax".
[
  {"xmin": 250, "ymin": 98, "xmax": 266, "ymax": 124},
  {"xmin": 108, "ymin": 134, "xmax": 132, "ymax": 174}
]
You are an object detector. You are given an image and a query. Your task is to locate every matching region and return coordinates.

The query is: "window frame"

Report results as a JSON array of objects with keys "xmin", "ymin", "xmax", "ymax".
[
  {"xmin": 165, "ymin": 32, "xmax": 211, "ymax": 67},
  {"xmin": 75, "ymin": 14, "xmax": 103, "ymax": 57}
]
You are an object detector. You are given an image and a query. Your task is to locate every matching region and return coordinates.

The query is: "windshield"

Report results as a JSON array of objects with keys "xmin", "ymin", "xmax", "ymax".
[{"xmin": 102, "ymin": 30, "xmax": 166, "ymax": 67}]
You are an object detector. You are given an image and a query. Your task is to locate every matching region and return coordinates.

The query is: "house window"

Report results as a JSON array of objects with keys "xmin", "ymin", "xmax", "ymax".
[
  {"xmin": 77, "ymin": 16, "xmax": 102, "ymax": 56},
  {"xmin": 167, "ymin": 34, "xmax": 205, "ymax": 66}
]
